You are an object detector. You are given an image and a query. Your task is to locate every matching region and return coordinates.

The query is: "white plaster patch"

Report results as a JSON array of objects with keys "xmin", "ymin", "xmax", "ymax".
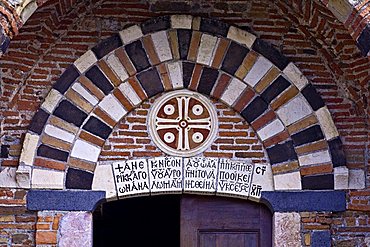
[
  {"xmin": 220, "ymin": 78, "xmax": 246, "ymax": 106},
  {"xmin": 196, "ymin": 34, "xmax": 218, "ymax": 66},
  {"xmin": 44, "ymin": 124, "xmax": 75, "ymax": 143},
  {"xmin": 41, "ymin": 89, "xmax": 63, "ymax": 113},
  {"xmin": 298, "ymin": 150, "xmax": 331, "ymax": 166},
  {"xmin": 0, "ymin": 167, "xmax": 19, "ymax": 188},
  {"xmin": 92, "ymin": 164, "xmax": 117, "ymax": 200},
  {"xmin": 105, "ymin": 53, "xmax": 129, "ymax": 82},
  {"xmin": 257, "ymin": 119, "xmax": 285, "ymax": 141},
  {"xmin": 244, "ymin": 56, "xmax": 273, "ymax": 87},
  {"xmin": 283, "ymin": 62, "xmax": 308, "ymax": 90},
  {"xmin": 98, "ymin": 94, "xmax": 127, "ymax": 122},
  {"xmin": 274, "ymin": 171, "xmax": 302, "ymax": 190},
  {"xmin": 167, "ymin": 61, "xmax": 183, "ymax": 89},
  {"xmin": 315, "ymin": 107, "xmax": 339, "ymax": 140},
  {"xmin": 119, "ymin": 25, "xmax": 143, "ymax": 44},
  {"xmin": 31, "ymin": 168, "xmax": 64, "ymax": 189},
  {"xmin": 276, "ymin": 95, "xmax": 312, "ymax": 126},
  {"xmin": 349, "ymin": 169, "xmax": 365, "ymax": 189},
  {"xmin": 334, "ymin": 166, "xmax": 349, "ymax": 190},
  {"xmin": 72, "ymin": 83, "xmax": 99, "ymax": 106},
  {"xmin": 151, "ymin": 31, "xmax": 173, "ymax": 62},
  {"xmin": 71, "ymin": 140, "xmax": 101, "ymax": 163},
  {"xmin": 227, "ymin": 26, "xmax": 256, "ymax": 49},
  {"xmin": 118, "ymin": 82, "xmax": 142, "ymax": 106},
  {"xmin": 73, "ymin": 50, "xmax": 97, "ymax": 73},
  {"xmin": 171, "ymin": 15, "xmax": 193, "ymax": 29},
  {"xmin": 19, "ymin": 133, "xmax": 39, "ymax": 166},
  {"xmin": 273, "ymin": 212, "xmax": 301, "ymax": 247}
]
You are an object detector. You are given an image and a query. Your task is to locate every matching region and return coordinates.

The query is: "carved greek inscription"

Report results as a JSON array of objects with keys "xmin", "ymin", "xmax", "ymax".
[
  {"xmin": 183, "ymin": 157, "xmax": 218, "ymax": 193},
  {"xmin": 148, "ymin": 157, "xmax": 183, "ymax": 194},
  {"xmin": 217, "ymin": 158, "xmax": 253, "ymax": 198},
  {"xmin": 113, "ymin": 159, "xmax": 150, "ymax": 198}
]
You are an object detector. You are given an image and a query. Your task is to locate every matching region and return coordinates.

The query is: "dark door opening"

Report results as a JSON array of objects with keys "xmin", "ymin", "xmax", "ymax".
[
  {"xmin": 93, "ymin": 195, "xmax": 272, "ymax": 247},
  {"xmin": 93, "ymin": 195, "xmax": 181, "ymax": 247}
]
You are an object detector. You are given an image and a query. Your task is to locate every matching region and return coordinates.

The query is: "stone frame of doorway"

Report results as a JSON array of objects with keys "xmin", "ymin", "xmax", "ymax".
[{"xmin": 16, "ymin": 15, "xmax": 350, "ymax": 246}]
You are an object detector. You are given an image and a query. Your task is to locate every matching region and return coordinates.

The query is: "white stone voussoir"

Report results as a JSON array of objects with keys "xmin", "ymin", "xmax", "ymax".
[
  {"xmin": 220, "ymin": 78, "xmax": 247, "ymax": 106},
  {"xmin": 119, "ymin": 25, "xmax": 143, "ymax": 44},
  {"xmin": 227, "ymin": 26, "xmax": 256, "ymax": 49},
  {"xmin": 74, "ymin": 50, "xmax": 97, "ymax": 73},
  {"xmin": 197, "ymin": 34, "xmax": 218, "ymax": 66},
  {"xmin": 71, "ymin": 139, "xmax": 101, "ymax": 163},
  {"xmin": 98, "ymin": 94, "xmax": 127, "ymax": 122}
]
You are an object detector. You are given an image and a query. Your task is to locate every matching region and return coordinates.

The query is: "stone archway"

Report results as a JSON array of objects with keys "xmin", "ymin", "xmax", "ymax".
[{"xmin": 18, "ymin": 15, "xmax": 347, "ymax": 246}]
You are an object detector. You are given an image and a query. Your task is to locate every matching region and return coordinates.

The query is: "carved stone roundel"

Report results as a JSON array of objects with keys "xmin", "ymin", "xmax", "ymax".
[{"xmin": 149, "ymin": 90, "xmax": 218, "ymax": 157}]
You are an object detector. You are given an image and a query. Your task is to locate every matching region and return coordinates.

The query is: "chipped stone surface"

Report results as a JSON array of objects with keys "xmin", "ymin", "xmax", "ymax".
[
  {"xmin": 283, "ymin": 63, "xmax": 308, "ymax": 90},
  {"xmin": 298, "ymin": 150, "xmax": 331, "ymax": 166},
  {"xmin": 106, "ymin": 53, "xmax": 129, "ymax": 82},
  {"xmin": 19, "ymin": 133, "xmax": 39, "ymax": 166},
  {"xmin": 274, "ymin": 171, "xmax": 302, "ymax": 190},
  {"xmin": 0, "ymin": 167, "xmax": 19, "ymax": 188},
  {"xmin": 171, "ymin": 15, "xmax": 192, "ymax": 29},
  {"xmin": 58, "ymin": 212, "xmax": 92, "ymax": 247},
  {"xmin": 273, "ymin": 212, "xmax": 301, "ymax": 247},
  {"xmin": 32, "ymin": 168, "xmax": 64, "ymax": 189},
  {"xmin": 118, "ymin": 82, "xmax": 142, "ymax": 106},
  {"xmin": 92, "ymin": 164, "xmax": 117, "ymax": 200},
  {"xmin": 41, "ymin": 89, "xmax": 63, "ymax": 113},
  {"xmin": 119, "ymin": 25, "xmax": 143, "ymax": 44},
  {"xmin": 167, "ymin": 61, "xmax": 183, "ymax": 89},
  {"xmin": 197, "ymin": 34, "xmax": 218, "ymax": 66},
  {"xmin": 257, "ymin": 119, "xmax": 285, "ymax": 141},
  {"xmin": 348, "ymin": 169, "xmax": 365, "ymax": 189},
  {"xmin": 334, "ymin": 166, "xmax": 349, "ymax": 190},
  {"xmin": 276, "ymin": 95, "xmax": 312, "ymax": 126},
  {"xmin": 98, "ymin": 94, "xmax": 127, "ymax": 122},
  {"xmin": 73, "ymin": 50, "xmax": 97, "ymax": 73},
  {"xmin": 151, "ymin": 31, "xmax": 172, "ymax": 62},
  {"xmin": 220, "ymin": 78, "xmax": 247, "ymax": 106},
  {"xmin": 227, "ymin": 26, "xmax": 256, "ymax": 48},
  {"xmin": 315, "ymin": 107, "xmax": 339, "ymax": 140}
]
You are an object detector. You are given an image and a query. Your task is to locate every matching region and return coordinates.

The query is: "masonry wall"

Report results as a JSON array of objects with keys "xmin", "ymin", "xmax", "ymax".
[{"xmin": 0, "ymin": 0, "xmax": 368, "ymax": 246}]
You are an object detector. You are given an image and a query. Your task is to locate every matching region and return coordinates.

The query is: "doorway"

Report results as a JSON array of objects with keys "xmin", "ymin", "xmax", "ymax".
[{"xmin": 93, "ymin": 195, "xmax": 272, "ymax": 247}]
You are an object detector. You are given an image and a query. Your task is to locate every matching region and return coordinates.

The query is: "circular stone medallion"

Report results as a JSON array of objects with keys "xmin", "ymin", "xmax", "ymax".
[{"xmin": 148, "ymin": 90, "xmax": 218, "ymax": 157}]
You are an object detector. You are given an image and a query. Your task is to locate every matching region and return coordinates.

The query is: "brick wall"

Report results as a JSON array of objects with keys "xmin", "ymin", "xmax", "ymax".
[
  {"xmin": 99, "ymin": 97, "xmax": 267, "ymax": 163},
  {"xmin": 0, "ymin": 0, "xmax": 368, "ymax": 246}
]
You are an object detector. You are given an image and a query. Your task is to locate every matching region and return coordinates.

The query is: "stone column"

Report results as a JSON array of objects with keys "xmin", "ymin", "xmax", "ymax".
[{"xmin": 273, "ymin": 212, "xmax": 301, "ymax": 247}]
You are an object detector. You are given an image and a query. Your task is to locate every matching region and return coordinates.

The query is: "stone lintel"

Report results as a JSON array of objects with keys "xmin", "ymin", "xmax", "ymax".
[
  {"xmin": 261, "ymin": 190, "xmax": 346, "ymax": 212},
  {"xmin": 27, "ymin": 190, "xmax": 106, "ymax": 211}
]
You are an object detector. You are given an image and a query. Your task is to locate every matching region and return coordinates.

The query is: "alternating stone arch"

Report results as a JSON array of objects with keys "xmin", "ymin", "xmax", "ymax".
[{"xmin": 17, "ymin": 15, "xmax": 346, "ymax": 197}]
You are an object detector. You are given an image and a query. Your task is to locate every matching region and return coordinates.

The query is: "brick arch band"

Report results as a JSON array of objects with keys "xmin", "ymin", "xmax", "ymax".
[{"xmin": 17, "ymin": 15, "xmax": 346, "ymax": 197}]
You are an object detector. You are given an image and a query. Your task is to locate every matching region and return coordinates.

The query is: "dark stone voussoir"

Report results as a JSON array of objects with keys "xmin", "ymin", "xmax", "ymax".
[
  {"xmin": 136, "ymin": 67, "xmax": 164, "ymax": 98},
  {"xmin": 197, "ymin": 67, "xmax": 219, "ymax": 96},
  {"xmin": 291, "ymin": 125, "xmax": 324, "ymax": 147},
  {"xmin": 328, "ymin": 137, "xmax": 347, "ymax": 167},
  {"xmin": 240, "ymin": 96, "xmax": 268, "ymax": 123},
  {"xmin": 252, "ymin": 38, "xmax": 289, "ymax": 70},
  {"xmin": 183, "ymin": 62, "xmax": 195, "ymax": 88},
  {"xmin": 125, "ymin": 40, "xmax": 151, "ymax": 72},
  {"xmin": 29, "ymin": 109, "xmax": 49, "ymax": 135},
  {"xmin": 82, "ymin": 116, "xmax": 112, "ymax": 140},
  {"xmin": 66, "ymin": 168, "xmax": 94, "ymax": 190},
  {"xmin": 141, "ymin": 15, "xmax": 171, "ymax": 35},
  {"xmin": 37, "ymin": 144, "xmax": 69, "ymax": 162},
  {"xmin": 302, "ymin": 84, "xmax": 325, "ymax": 111},
  {"xmin": 85, "ymin": 65, "xmax": 114, "ymax": 95},
  {"xmin": 357, "ymin": 25, "xmax": 370, "ymax": 56},
  {"xmin": 266, "ymin": 140, "xmax": 298, "ymax": 164},
  {"xmin": 261, "ymin": 75, "xmax": 290, "ymax": 104},
  {"xmin": 302, "ymin": 174, "xmax": 334, "ymax": 190},
  {"xmin": 177, "ymin": 29, "xmax": 192, "ymax": 60},
  {"xmin": 27, "ymin": 190, "xmax": 106, "ymax": 211},
  {"xmin": 221, "ymin": 41, "xmax": 249, "ymax": 76},
  {"xmin": 53, "ymin": 100, "xmax": 88, "ymax": 127},
  {"xmin": 91, "ymin": 34, "xmax": 123, "ymax": 59},
  {"xmin": 53, "ymin": 65, "xmax": 80, "ymax": 94},
  {"xmin": 200, "ymin": 17, "xmax": 230, "ymax": 37}
]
